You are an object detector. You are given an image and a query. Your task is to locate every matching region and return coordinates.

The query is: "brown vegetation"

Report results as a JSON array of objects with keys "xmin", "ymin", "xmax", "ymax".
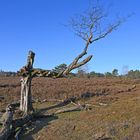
[{"xmin": 0, "ymin": 77, "xmax": 140, "ymax": 139}]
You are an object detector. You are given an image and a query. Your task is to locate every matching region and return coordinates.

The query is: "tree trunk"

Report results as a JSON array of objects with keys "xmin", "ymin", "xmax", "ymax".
[
  {"xmin": 19, "ymin": 51, "xmax": 35, "ymax": 115},
  {"xmin": 20, "ymin": 77, "xmax": 33, "ymax": 114}
]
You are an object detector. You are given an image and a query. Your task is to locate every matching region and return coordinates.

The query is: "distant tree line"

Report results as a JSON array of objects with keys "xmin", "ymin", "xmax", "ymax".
[
  {"xmin": 52, "ymin": 64, "xmax": 140, "ymax": 79},
  {"xmin": 0, "ymin": 70, "xmax": 16, "ymax": 77},
  {"xmin": 126, "ymin": 70, "xmax": 140, "ymax": 79},
  {"xmin": 1, "ymin": 65, "xmax": 140, "ymax": 79}
]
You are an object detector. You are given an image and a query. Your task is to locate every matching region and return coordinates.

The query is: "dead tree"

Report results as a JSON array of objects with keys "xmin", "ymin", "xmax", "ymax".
[
  {"xmin": 17, "ymin": 6, "xmax": 122, "ymax": 115},
  {"xmin": 0, "ymin": 4, "xmax": 128, "ymax": 140},
  {"xmin": 19, "ymin": 51, "xmax": 35, "ymax": 114}
]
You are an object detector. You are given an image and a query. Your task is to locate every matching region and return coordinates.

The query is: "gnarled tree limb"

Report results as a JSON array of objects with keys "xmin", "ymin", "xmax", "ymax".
[{"xmin": 0, "ymin": 105, "xmax": 13, "ymax": 140}]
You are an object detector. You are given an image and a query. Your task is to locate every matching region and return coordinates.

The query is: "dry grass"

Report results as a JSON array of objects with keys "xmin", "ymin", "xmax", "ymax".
[{"xmin": 0, "ymin": 77, "xmax": 140, "ymax": 140}]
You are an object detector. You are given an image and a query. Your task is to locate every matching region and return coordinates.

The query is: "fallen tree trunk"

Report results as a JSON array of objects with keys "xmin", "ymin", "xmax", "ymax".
[
  {"xmin": 0, "ymin": 96, "xmax": 90, "ymax": 140},
  {"xmin": 0, "ymin": 112, "xmax": 36, "ymax": 140},
  {"xmin": 0, "ymin": 105, "xmax": 13, "ymax": 140},
  {"xmin": 0, "ymin": 101, "xmax": 22, "ymax": 140},
  {"xmin": 40, "ymin": 96, "xmax": 78, "ymax": 112},
  {"xmin": 55, "ymin": 105, "xmax": 85, "ymax": 114}
]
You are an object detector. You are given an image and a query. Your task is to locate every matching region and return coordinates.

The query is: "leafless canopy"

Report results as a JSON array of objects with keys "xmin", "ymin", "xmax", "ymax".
[
  {"xmin": 18, "ymin": 6, "xmax": 123, "ymax": 79},
  {"xmin": 62, "ymin": 6, "xmax": 122, "ymax": 76},
  {"xmin": 69, "ymin": 6, "xmax": 122, "ymax": 42}
]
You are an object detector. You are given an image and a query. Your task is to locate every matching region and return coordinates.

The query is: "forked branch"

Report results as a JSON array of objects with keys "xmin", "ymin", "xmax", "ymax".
[
  {"xmin": 60, "ymin": 7, "xmax": 122, "ymax": 76},
  {"xmin": 18, "ymin": 6, "xmax": 123, "ymax": 78},
  {"xmin": 61, "ymin": 34, "xmax": 93, "ymax": 76}
]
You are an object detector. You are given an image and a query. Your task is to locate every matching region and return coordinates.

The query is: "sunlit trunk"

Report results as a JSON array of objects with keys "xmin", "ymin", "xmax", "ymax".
[{"xmin": 20, "ymin": 77, "xmax": 33, "ymax": 114}]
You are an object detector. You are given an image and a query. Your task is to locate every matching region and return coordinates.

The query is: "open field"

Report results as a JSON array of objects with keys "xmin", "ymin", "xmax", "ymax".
[{"xmin": 0, "ymin": 77, "xmax": 140, "ymax": 140}]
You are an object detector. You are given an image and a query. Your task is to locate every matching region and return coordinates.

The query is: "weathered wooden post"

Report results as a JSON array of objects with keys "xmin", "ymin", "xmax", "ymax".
[{"xmin": 19, "ymin": 51, "xmax": 35, "ymax": 114}]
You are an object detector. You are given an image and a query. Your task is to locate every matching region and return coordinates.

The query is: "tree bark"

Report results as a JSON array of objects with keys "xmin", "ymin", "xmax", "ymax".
[
  {"xmin": 19, "ymin": 51, "xmax": 35, "ymax": 115},
  {"xmin": 0, "ymin": 105, "xmax": 13, "ymax": 140},
  {"xmin": 20, "ymin": 77, "xmax": 33, "ymax": 114}
]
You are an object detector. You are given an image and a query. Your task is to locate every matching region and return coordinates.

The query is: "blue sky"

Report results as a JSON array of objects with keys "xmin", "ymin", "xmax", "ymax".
[{"xmin": 0, "ymin": 0, "xmax": 140, "ymax": 74}]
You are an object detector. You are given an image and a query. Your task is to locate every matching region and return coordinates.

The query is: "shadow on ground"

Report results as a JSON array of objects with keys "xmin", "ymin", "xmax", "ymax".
[{"xmin": 20, "ymin": 115, "xmax": 58, "ymax": 140}]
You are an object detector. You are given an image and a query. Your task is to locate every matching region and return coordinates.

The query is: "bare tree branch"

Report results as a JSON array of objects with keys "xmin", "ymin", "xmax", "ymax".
[
  {"xmin": 18, "ymin": 6, "xmax": 123, "ymax": 78},
  {"xmin": 91, "ymin": 21, "xmax": 122, "ymax": 43},
  {"xmin": 62, "ymin": 6, "xmax": 123, "ymax": 76}
]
